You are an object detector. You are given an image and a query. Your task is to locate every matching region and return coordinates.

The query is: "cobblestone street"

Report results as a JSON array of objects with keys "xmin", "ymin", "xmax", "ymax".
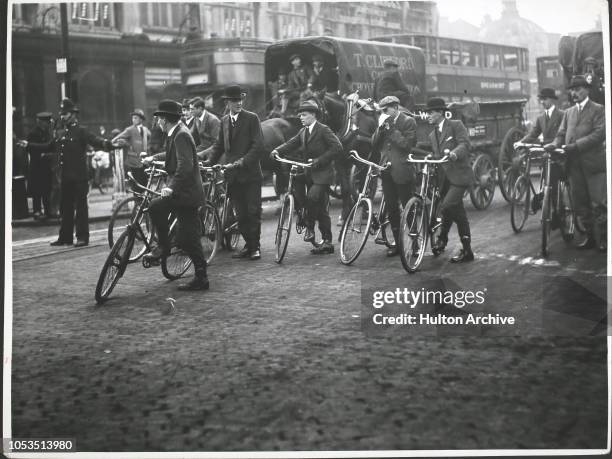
[{"xmin": 9, "ymin": 196, "xmax": 609, "ymax": 453}]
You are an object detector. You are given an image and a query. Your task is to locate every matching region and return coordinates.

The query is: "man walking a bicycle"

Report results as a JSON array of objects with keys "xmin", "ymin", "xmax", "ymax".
[
  {"xmin": 544, "ymin": 75, "xmax": 606, "ymax": 252},
  {"xmin": 271, "ymin": 100, "xmax": 343, "ymax": 254},
  {"xmin": 426, "ymin": 97, "xmax": 475, "ymax": 263},
  {"xmin": 371, "ymin": 95, "xmax": 417, "ymax": 257},
  {"xmin": 142, "ymin": 99, "xmax": 209, "ymax": 291}
]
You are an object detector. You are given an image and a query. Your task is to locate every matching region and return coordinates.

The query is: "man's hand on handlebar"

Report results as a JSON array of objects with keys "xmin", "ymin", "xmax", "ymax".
[
  {"xmin": 563, "ymin": 143, "xmax": 577, "ymax": 153},
  {"xmin": 141, "ymin": 154, "xmax": 154, "ymax": 165},
  {"xmin": 270, "ymin": 149, "xmax": 280, "ymax": 161},
  {"xmin": 160, "ymin": 187, "xmax": 173, "ymax": 198},
  {"xmin": 542, "ymin": 143, "xmax": 557, "ymax": 152}
]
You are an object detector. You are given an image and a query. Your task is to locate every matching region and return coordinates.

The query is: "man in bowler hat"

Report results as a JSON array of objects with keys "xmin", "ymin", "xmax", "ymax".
[
  {"xmin": 143, "ymin": 100, "xmax": 209, "ymax": 290},
  {"xmin": 271, "ymin": 99, "xmax": 343, "ymax": 254},
  {"xmin": 202, "ymin": 85, "xmax": 265, "ymax": 260},
  {"xmin": 545, "ymin": 75, "xmax": 606, "ymax": 251},
  {"xmin": 19, "ymin": 98, "xmax": 113, "ymax": 247},
  {"xmin": 426, "ymin": 97, "xmax": 475, "ymax": 263}
]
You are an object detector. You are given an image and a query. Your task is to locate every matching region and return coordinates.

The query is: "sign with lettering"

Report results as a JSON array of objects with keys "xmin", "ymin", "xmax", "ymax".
[{"xmin": 56, "ymin": 58, "xmax": 67, "ymax": 74}]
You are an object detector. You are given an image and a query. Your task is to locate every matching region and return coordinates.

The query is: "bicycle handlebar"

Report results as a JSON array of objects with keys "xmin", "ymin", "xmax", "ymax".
[
  {"xmin": 407, "ymin": 153, "xmax": 449, "ymax": 164},
  {"xmin": 514, "ymin": 142, "xmax": 565, "ymax": 154},
  {"xmin": 348, "ymin": 150, "xmax": 390, "ymax": 171},
  {"xmin": 273, "ymin": 154, "xmax": 313, "ymax": 168},
  {"xmin": 126, "ymin": 171, "xmax": 162, "ymax": 196}
]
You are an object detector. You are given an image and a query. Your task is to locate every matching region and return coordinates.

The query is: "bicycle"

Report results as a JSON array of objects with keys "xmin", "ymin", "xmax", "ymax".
[
  {"xmin": 95, "ymin": 162, "xmax": 221, "ymax": 304},
  {"xmin": 107, "ymin": 163, "xmax": 167, "ymax": 260},
  {"xmin": 339, "ymin": 150, "xmax": 392, "ymax": 265},
  {"xmin": 510, "ymin": 142, "xmax": 576, "ymax": 257},
  {"xmin": 272, "ymin": 154, "xmax": 313, "ymax": 263},
  {"xmin": 200, "ymin": 163, "xmax": 240, "ymax": 250},
  {"xmin": 398, "ymin": 153, "xmax": 450, "ymax": 273}
]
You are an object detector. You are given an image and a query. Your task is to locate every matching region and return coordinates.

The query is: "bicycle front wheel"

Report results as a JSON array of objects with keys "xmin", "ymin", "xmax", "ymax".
[
  {"xmin": 541, "ymin": 185, "xmax": 552, "ymax": 257},
  {"xmin": 558, "ymin": 180, "xmax": 575, "ymax": 243},
  {"xmin": 398, "ymin": 197, "xmax": 428, "ymax": 273},
  {"xmin": 275, "ymin": 194, "xmax": 294, "ymax": 263},
  {"xmin": 108, "ymin": 196, "xmax": 153, "ymax": 262},
  {"xmin": 340, "ymin": 198, "xmax": 372, "ymax": 265},
  {"xmin": 510, "ymin": 176, "xmax": 531, "ymax": 233},
  {"xmin": 95, "ymin": 230, "xmax": 133, "ymax": 304}
]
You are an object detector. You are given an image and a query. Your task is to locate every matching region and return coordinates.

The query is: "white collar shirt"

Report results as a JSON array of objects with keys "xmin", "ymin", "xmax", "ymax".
[
  {"xmin": 438, "ymin": 119, "xmax": 445, "ymax": 133},
  {"xmin": 577, "ymin": 97, "xmax": 589, "ymax": 111},
  {"xmin": 167, "ymin": 123, "xmax": 179, "ymax": 138},
  {"xmin": 307, "ymin": 121, "xmax": 317, "ymax": 134},
  {"xmin": 545, "ymin": 106, "xmax": 556, "ymax": 118},
  {"xmin": 199, "ymin": 111, "xmax": 207, "ymax": 122}
]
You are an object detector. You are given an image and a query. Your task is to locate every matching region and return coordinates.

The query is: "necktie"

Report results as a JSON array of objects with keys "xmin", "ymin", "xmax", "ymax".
[
  {"xmin": 138, "ymin": 126, "xmax": 143, "ymax": 138},
  {"xmin": 305, "ymin": 127, "xmax": 310, "ymax": 144}
]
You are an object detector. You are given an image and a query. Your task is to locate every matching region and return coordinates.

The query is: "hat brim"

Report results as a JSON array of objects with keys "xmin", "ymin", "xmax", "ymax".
[
  {"xmin": 222, "ymin": 93, "xmax": 247, "ymax": 100},
  {"xmin": 425, "ymin": 106, "xmax": 446, "ymax": 112},
  {"xmin": 153, "ymin": 110, "xmax": 181, "ymax": 117},
  {"xmin": 59, "ymin": 108, "xmax": 79, "ymax": 114},
  {"xmin": 298, "ymin": 107, "xmax": 320, "ymax": 114},
  {"xmin": 130, "ymin": 112, "xmax": 146, "ymax": 119},
  {"xmin": 567, "ymin": 83, "xmax": 589, "ymax": 89},
  {"xmin": 537, "ymin": 94, "xmax": 558, "ymax": 99}
]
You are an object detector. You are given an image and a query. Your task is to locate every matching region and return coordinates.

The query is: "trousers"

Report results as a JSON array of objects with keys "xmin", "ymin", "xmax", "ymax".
[
  {"xmin": 58, "ymin": 178, "xmax": 89, "ymax": 242},
  {"xmin": 293, "ymin": 175, "xmax": 332, "ymax": 241},
  {"xmin": 227, "ymin": 180, "xmax": 262, "ymax": 251}
]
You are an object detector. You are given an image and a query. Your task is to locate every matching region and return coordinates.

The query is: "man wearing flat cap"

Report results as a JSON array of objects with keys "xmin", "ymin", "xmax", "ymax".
[
  {"xmin": 308, "ymin": 54, "xmax": 338, "ymax": 94},
  {"xmin": 189, "ymin": 96, "xmax": 220, "ymax": 152},
  {"xmin": 516, "ymin": 88, "xmax": 565, "ymax": 218},
  {"xmin": 287, "ymin": 54, "xmax": 313, "ymax": 111},
  {"xmin": 374, "ymin": 59, "xmax": 419, "ymax": 110},
  {"xmin": 372, "ymin": 95, "xmax": 417, "ymax": 256},
  {"xmin": 142, "ymin": 99, "xmax": 209, "ymax": 291},
  {"xmin": 545, "ymin": 75, "xmax": 606, "ymax": 251},
  {"xmin": 26, "ymin": 112, "xmax": 54, "ymax": 220},
  {"xmin": 426, "ymin": 97, "xmax": 475, "ymax": 263},
  {"xmin": 19, "ymin": 98, "xmax": 113, "ymax": 247},
  {"xmin": 202, "ymin": 84, "xmax": 265, "ymax": 260},
  {"xmin": 271, "ymin": 100, "xmax": 343, "ymax": 254},
  {"xmin": 112, "ymin": 108, "xmax": 151, "ymax": 186}
]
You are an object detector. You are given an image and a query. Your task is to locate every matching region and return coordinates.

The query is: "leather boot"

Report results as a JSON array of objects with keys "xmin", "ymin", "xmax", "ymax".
[
  {"xmin": 432, "ymin": 233, "xmax": 448, "ymax": 256},
  {"xmin": 450, "ymin": 236, "xmax": 474, "ymax": 263}
]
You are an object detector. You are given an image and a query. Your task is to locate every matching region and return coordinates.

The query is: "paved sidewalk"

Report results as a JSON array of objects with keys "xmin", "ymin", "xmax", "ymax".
[{"xmin": 12, "ymin": 186, "xmax": 279, "ymax": 228}]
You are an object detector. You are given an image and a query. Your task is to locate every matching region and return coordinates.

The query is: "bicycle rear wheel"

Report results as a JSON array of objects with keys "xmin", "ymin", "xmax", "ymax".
[
  {"xmin": 221, "ymin": 197, "xmax": 240, "ymax": 250},
  {"xmin": 541, "ymin": 185, "xmax": 552, "ymax": 257},
  {"xmin": 398, "ymin": 197, "xmax": 428, "ymax": 273},
  {"xmin": 95, "ymin": 230, "xmax": 133, "ymax": 304},
  {"xmin": 340, "ymin": 198, "xmax": 372, "ymax": 265},
  {"xmin": 558, "ymin": 180, "xmax": 575, "ymax": 243},
  {"xmin": 275, "ymin": 194, "xmax": 294, "ymax": 263},
  {"xmin": 510, "ymin": 176, "xmax": 530, "ymax": 233},
  {"xmin": 200, "ymin": 203, "xmax": 222, "ymax": 265},
  {"xmin": 161, "ymin": 219, "xmax": 193, "ymax": 280}
]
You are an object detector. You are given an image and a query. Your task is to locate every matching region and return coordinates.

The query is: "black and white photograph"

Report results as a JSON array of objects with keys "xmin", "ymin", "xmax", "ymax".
[{"xmin": 4, "ymin": 0, "xmax": 610, "ymax": 457}]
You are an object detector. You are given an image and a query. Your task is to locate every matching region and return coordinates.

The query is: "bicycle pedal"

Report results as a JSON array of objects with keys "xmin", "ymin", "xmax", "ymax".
[{"xmin": 374, "ymin": 237, "xmax": 387, "ymax": 246}]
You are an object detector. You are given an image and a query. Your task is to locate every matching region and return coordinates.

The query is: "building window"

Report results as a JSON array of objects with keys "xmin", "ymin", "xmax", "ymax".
[
  {"xmin": 502, "ymin": 48, "xmax": 518, "ymax": 71},
  {"xmin": 141, "ymin": 3, "xmax": 186, "ymax": 30},
  {"xmin": 223, "ymin": 7, "xmax": 254, "ymax": 38},
  {"xmin": 71, "ymin": 2, "xmax": 112, "ymax": 27},
  {"xmin": 145, "ymin": 67, "xmax": 182, "ymax": 88},
  {"xmin": 439, "ymin": 39, "xmax": 460, "ymax": 66},
  {"xmin": 485, "ymin": 45, "xmax": 501, "ymax": 69},
  {"xmin": 462, "ymin": 42, "xmax": 482, "ymax": 67}
]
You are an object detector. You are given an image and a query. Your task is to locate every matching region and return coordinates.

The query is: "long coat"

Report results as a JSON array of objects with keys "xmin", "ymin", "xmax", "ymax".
[
  {"xmin": 553, "ymin": 99, "xmax": 605, "ymax": 174},
  {"xmin": 207, "ymin": 109, "xmax": 265, "ymax": 183},
  {"xmin": 26, "ymin": 125, "xmax": 53, "ymax": 195},
  {"xmin": 152, "ymin": 124, "xmax": 204, "ymax": 208},
  {"xmin": 27, "ymin": 121, "xmax": 110, "ymax": 181},
  {"xmin": 371, "ymin": 112, "xmax": 417, "ymax": 185},
  {"xmin": 195, "ymin": 111, "xmax": 221, "ymax": 151},
  {"xmin": 275, "ymin": 120, "xmax": 343, "ymax": 185},
  {"xmin": 112, "ymin": 124, "xmax": 151, "ymax": 168},
  {"xmin": 429, "ymin": 119, "xmax": 474, "ymax": 187},
  {"xmin": 521, "ymin": 107, "xmax": 564, "ymax": 144}
]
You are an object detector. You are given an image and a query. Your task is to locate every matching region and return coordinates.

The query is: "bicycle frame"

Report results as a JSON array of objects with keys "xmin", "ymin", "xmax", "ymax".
[{"xmin": 348, "ymin": 150, "xmax": 389, "ymax": 233}]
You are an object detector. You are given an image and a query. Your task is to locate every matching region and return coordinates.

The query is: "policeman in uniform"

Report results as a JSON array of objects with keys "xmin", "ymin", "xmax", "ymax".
[
  {"xmin": 26, "ymin": 112, "xmax": 54, "ymax": 220},
  {"xmin": 21, "ymin": 98, "xmax": 113, "ymax": 246}
]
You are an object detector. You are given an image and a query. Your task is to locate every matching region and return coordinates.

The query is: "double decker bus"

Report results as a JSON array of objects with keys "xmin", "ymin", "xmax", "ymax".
[
  {"xmin": 369, "ymin": 34, "xmax": 530, "ymax": 103},
  {"xmin": 181, "ymin": 36, "xmax": 272, "ymax": 117}
]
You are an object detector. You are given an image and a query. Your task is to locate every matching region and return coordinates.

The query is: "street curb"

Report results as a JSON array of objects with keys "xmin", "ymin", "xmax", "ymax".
[{"xmin": 11, "ymin": 195, "xmax": 282, "ymax": 227}]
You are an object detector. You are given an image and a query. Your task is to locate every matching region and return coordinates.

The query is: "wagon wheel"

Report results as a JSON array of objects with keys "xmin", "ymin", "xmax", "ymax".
[
  {"xmin": 470, "ymin": 153, "xmax": 496, "ymax": 210},
  {"xmin": 498, "ymin": 126, "xmax": 526, "ymax": 203}
]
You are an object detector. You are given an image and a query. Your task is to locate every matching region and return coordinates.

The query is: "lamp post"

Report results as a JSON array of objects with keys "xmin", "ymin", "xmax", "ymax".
[{"xmin": 59, "ymin": 3, "xmax": 71, "ymax": 99}]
